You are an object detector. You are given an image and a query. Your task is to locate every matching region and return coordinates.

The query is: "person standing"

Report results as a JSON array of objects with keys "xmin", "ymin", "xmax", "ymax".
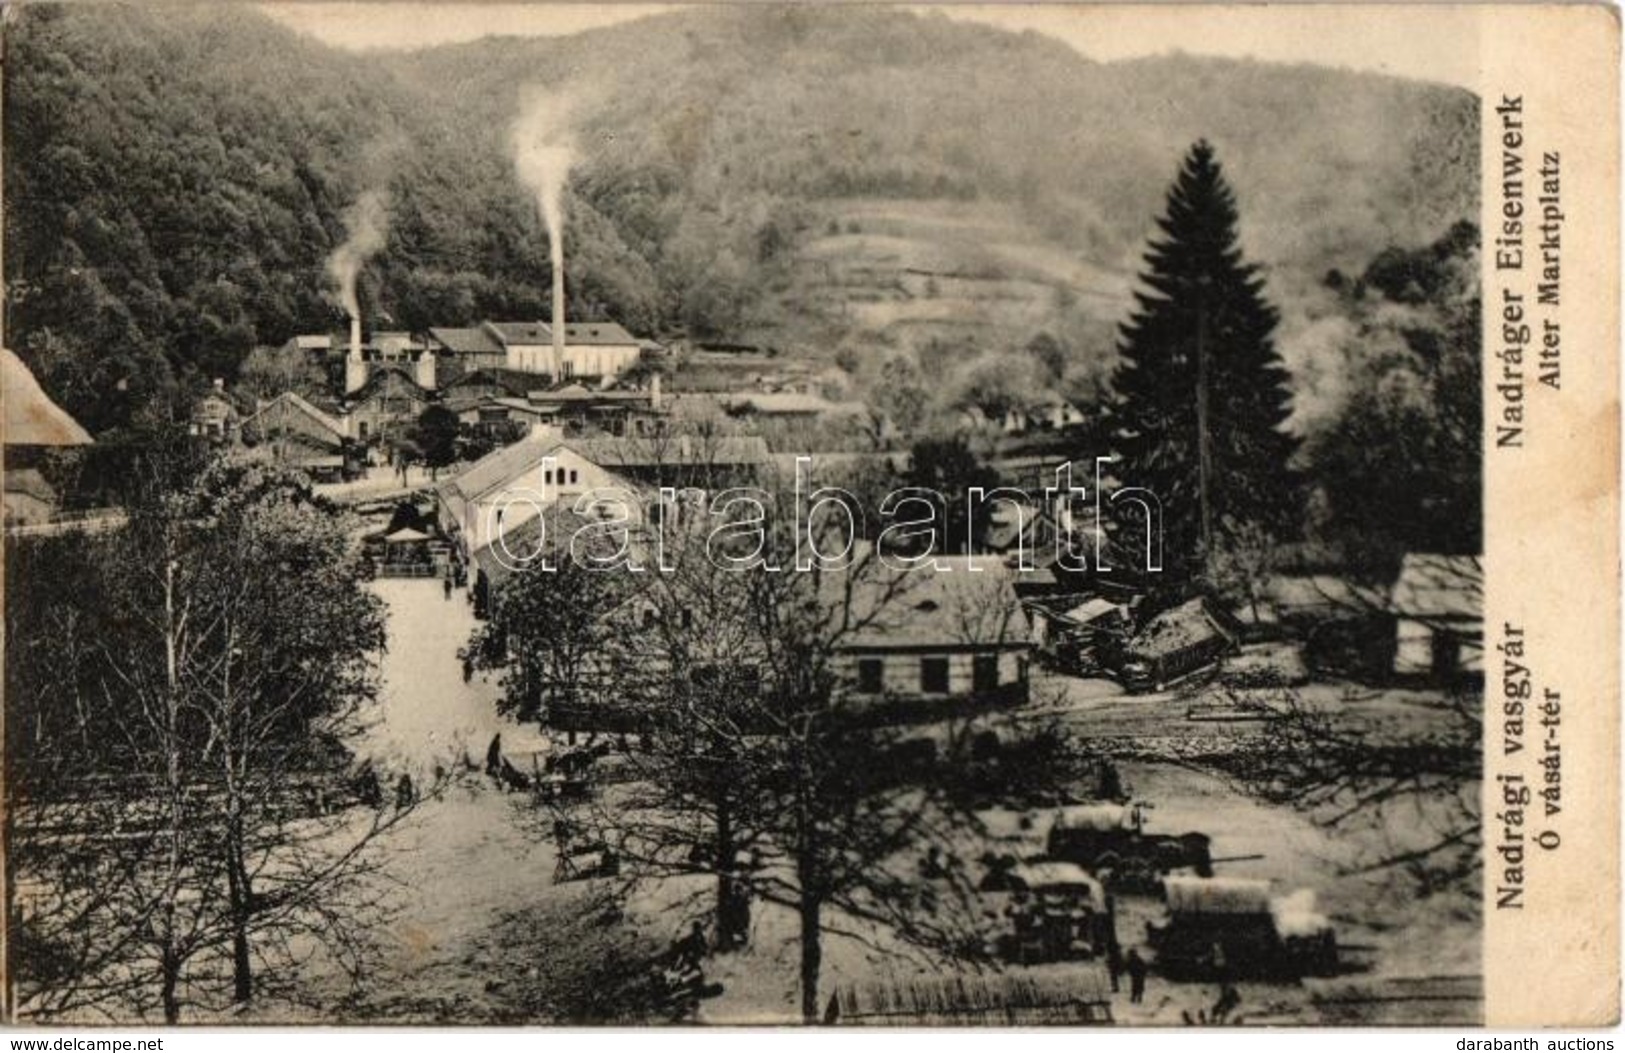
[
  {"xmin": 1126, "ymin": 947, "xmax": 1148, "ymax": 1005},
  {"xmin": 673, "ymin": 920, "xmax": 708, "ymax": 970}
]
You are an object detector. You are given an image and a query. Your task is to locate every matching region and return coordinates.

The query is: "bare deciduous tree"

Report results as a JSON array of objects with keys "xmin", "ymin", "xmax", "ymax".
[{"xmin": 7, "ymin": 455, "xmax": 436, "ymax": 1022}]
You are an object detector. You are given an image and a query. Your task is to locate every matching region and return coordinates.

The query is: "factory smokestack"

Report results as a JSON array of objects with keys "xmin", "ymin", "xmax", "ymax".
[
  {"xmin": 346, "ymin": 315, "xmax": 366, "ymax": 394},
  {"xmin": 511, "ymin": 89, "xmax": 577, "ymax": 384},
  {"xmin": 552, "ymin": 261, "xmax": 565, "ymax": 382},
  {"xmin": 327, "ymin": 189, "xmax": 390, "ymax": 395}
]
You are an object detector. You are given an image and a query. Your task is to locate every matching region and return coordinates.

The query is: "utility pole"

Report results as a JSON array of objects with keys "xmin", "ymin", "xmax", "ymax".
[{"xmin": 1194, "ymin": 273, "xmax": 1214, "ymax": 579}]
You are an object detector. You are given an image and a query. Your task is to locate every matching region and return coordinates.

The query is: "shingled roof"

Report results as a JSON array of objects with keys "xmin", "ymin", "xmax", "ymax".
[
  {"xmin": 241, "ymin": 391, "xmax": 347, "ymax": 444},
  {"xmin": 833, "ymin": 555, "xmax": 1034, "ymax": 652},
  {"xmin": 436, "ymin": 434, "xmax": 563, "ymax": 509}
]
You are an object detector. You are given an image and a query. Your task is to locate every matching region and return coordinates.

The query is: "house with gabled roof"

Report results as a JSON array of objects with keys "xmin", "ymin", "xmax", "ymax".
[
  {"xmin": 433, "ymin": 430, "xmax": 649, "ymax": 562},
  {"xmin": 829, "ymin": 554, "xmax": 1036, "ymax": 719},
  {"xmin": 1390, "ymin": 553, "xmax": 1483, "ymax": 680},
  {"xmin": 240, "ymin": 391, "xmax": 352, "ymax": 481},
  {"xmin": 0, "ymin": 347, "xmax": 88, "ymax": 529},
  {"xmin": 345, "ymin": 365, "xmax": 430, "ymax": 443}
]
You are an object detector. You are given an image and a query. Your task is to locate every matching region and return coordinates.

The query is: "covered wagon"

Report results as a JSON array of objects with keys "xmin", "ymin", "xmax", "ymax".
[
  {"xmin": 1147, "ymin": 876, "xmax": 1337, "ymax": 980},
  {"xmin": 1045, "ymin": 803, "xmax": 1213, "ymax": 892},
  {"xmin": 991, "ymin": 860, "xmax": 1117, "ymax": 964}
]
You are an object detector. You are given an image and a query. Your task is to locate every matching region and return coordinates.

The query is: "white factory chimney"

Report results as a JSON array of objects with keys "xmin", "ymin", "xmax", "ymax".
[
  {"xmin": 345, "ymin": 316, "xmax": 367, "ymax": 394},
  {"xmin": 649, "ymin": 371, "xmax": 662, "ymax": 411},
  {"xmin": 551, "ymin": 264, "xmax": 566, "ymax": 382},
  {"xmin": 415, "ymin": 348, "xmax": 437, "ymax": 391}
]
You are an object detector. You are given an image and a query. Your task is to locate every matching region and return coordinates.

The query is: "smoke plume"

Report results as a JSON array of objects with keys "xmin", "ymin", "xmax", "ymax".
[
  {"xmin": 327, "ymin": 188, "xmax": 391, "ymax": 321},
  {"xmin": 1270, "ymin": 888, "xmax": 1330, "ymax": 939},
  {"xmin": 511, "ymin": 90, "xmax": 578, "ymax": 295}
]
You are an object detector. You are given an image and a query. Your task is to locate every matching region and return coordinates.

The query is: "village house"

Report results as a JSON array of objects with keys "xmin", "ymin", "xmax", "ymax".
[
  {"xmin": 444, "ymin": 394, "xmax": 550, "ymax": 435},
  {"xmin": 980, "ymin": 496, "xmax": 1057, "ymax": 557},
  {"xmin": 1001, "ymin": 396, "xmax": 1087, "ymax": 436},
  {"xmin": 345, "ymin": 365, "xmax": 431, "ymax": 444},
  {"xmin": 436, "ymin": 428, "xmax": 770, "ymax": 551},
  {"xmin": 189, "ymin": 379, "xmax": 241, "ymax": 444},
  {"xmin": 1390, "ymin": 553, "xmax": 1484, "ymax": 681},
  {"xmin": 433, "ymin": 429, "xmax": 650, "ymax": 564},
  {"xmin": 831, "ymin": 555, "xmax": 1036, "ymax": 720},
  {"xmin": 240, "ymin": 391, "xmax": 352, "ymax": 482},
  {"xmin": 3, "ymin": 347, "xmax": 94, "ymax": 527},
  {"xmin": 436, "ymin": 426, "xmax": 771, "ymax": 619}
]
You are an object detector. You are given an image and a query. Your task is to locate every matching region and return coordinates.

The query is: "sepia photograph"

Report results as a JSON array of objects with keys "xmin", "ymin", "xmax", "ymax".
[{"xmin": 3, "ymin": 0, "xmax": 1597, "ymax": 1032}]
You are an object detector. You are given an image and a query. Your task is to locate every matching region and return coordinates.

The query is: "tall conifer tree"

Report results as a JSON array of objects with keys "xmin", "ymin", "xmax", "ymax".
[{"xmin": 1107, "ymin": 140, "xmax": 1299, "ymax": 585}]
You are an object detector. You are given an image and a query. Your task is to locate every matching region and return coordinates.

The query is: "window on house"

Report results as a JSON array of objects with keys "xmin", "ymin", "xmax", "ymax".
[
  {"xmin": 569, "ymin": 469, "xmax": 579, "ymax": 485},
  {"xmin": 857, "ymin": 658, "xmax": 884, "ymax": 694},
  {"xmin": 920, "ymin": 657, "xmax": 949, "ymax": 694},
  {"xmin": 972, "ymin": 654, "xmax": 1000, "ymax": 693},
  {"xmin": 544, "ymin": 469, "xmax": 553, "ymax": 485}
]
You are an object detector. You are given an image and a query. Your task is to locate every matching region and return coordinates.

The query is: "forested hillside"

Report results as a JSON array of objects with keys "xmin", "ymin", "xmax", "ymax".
[{"xmin": 3, "ymin": 3, "xmax": 1477, "ymax": 435}]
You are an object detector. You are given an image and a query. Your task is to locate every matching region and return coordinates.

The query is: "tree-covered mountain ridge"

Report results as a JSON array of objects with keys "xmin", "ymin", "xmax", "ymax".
[{"xmin": 3, "ymin": 3, "xmax": 1477, "ymax": 435}]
